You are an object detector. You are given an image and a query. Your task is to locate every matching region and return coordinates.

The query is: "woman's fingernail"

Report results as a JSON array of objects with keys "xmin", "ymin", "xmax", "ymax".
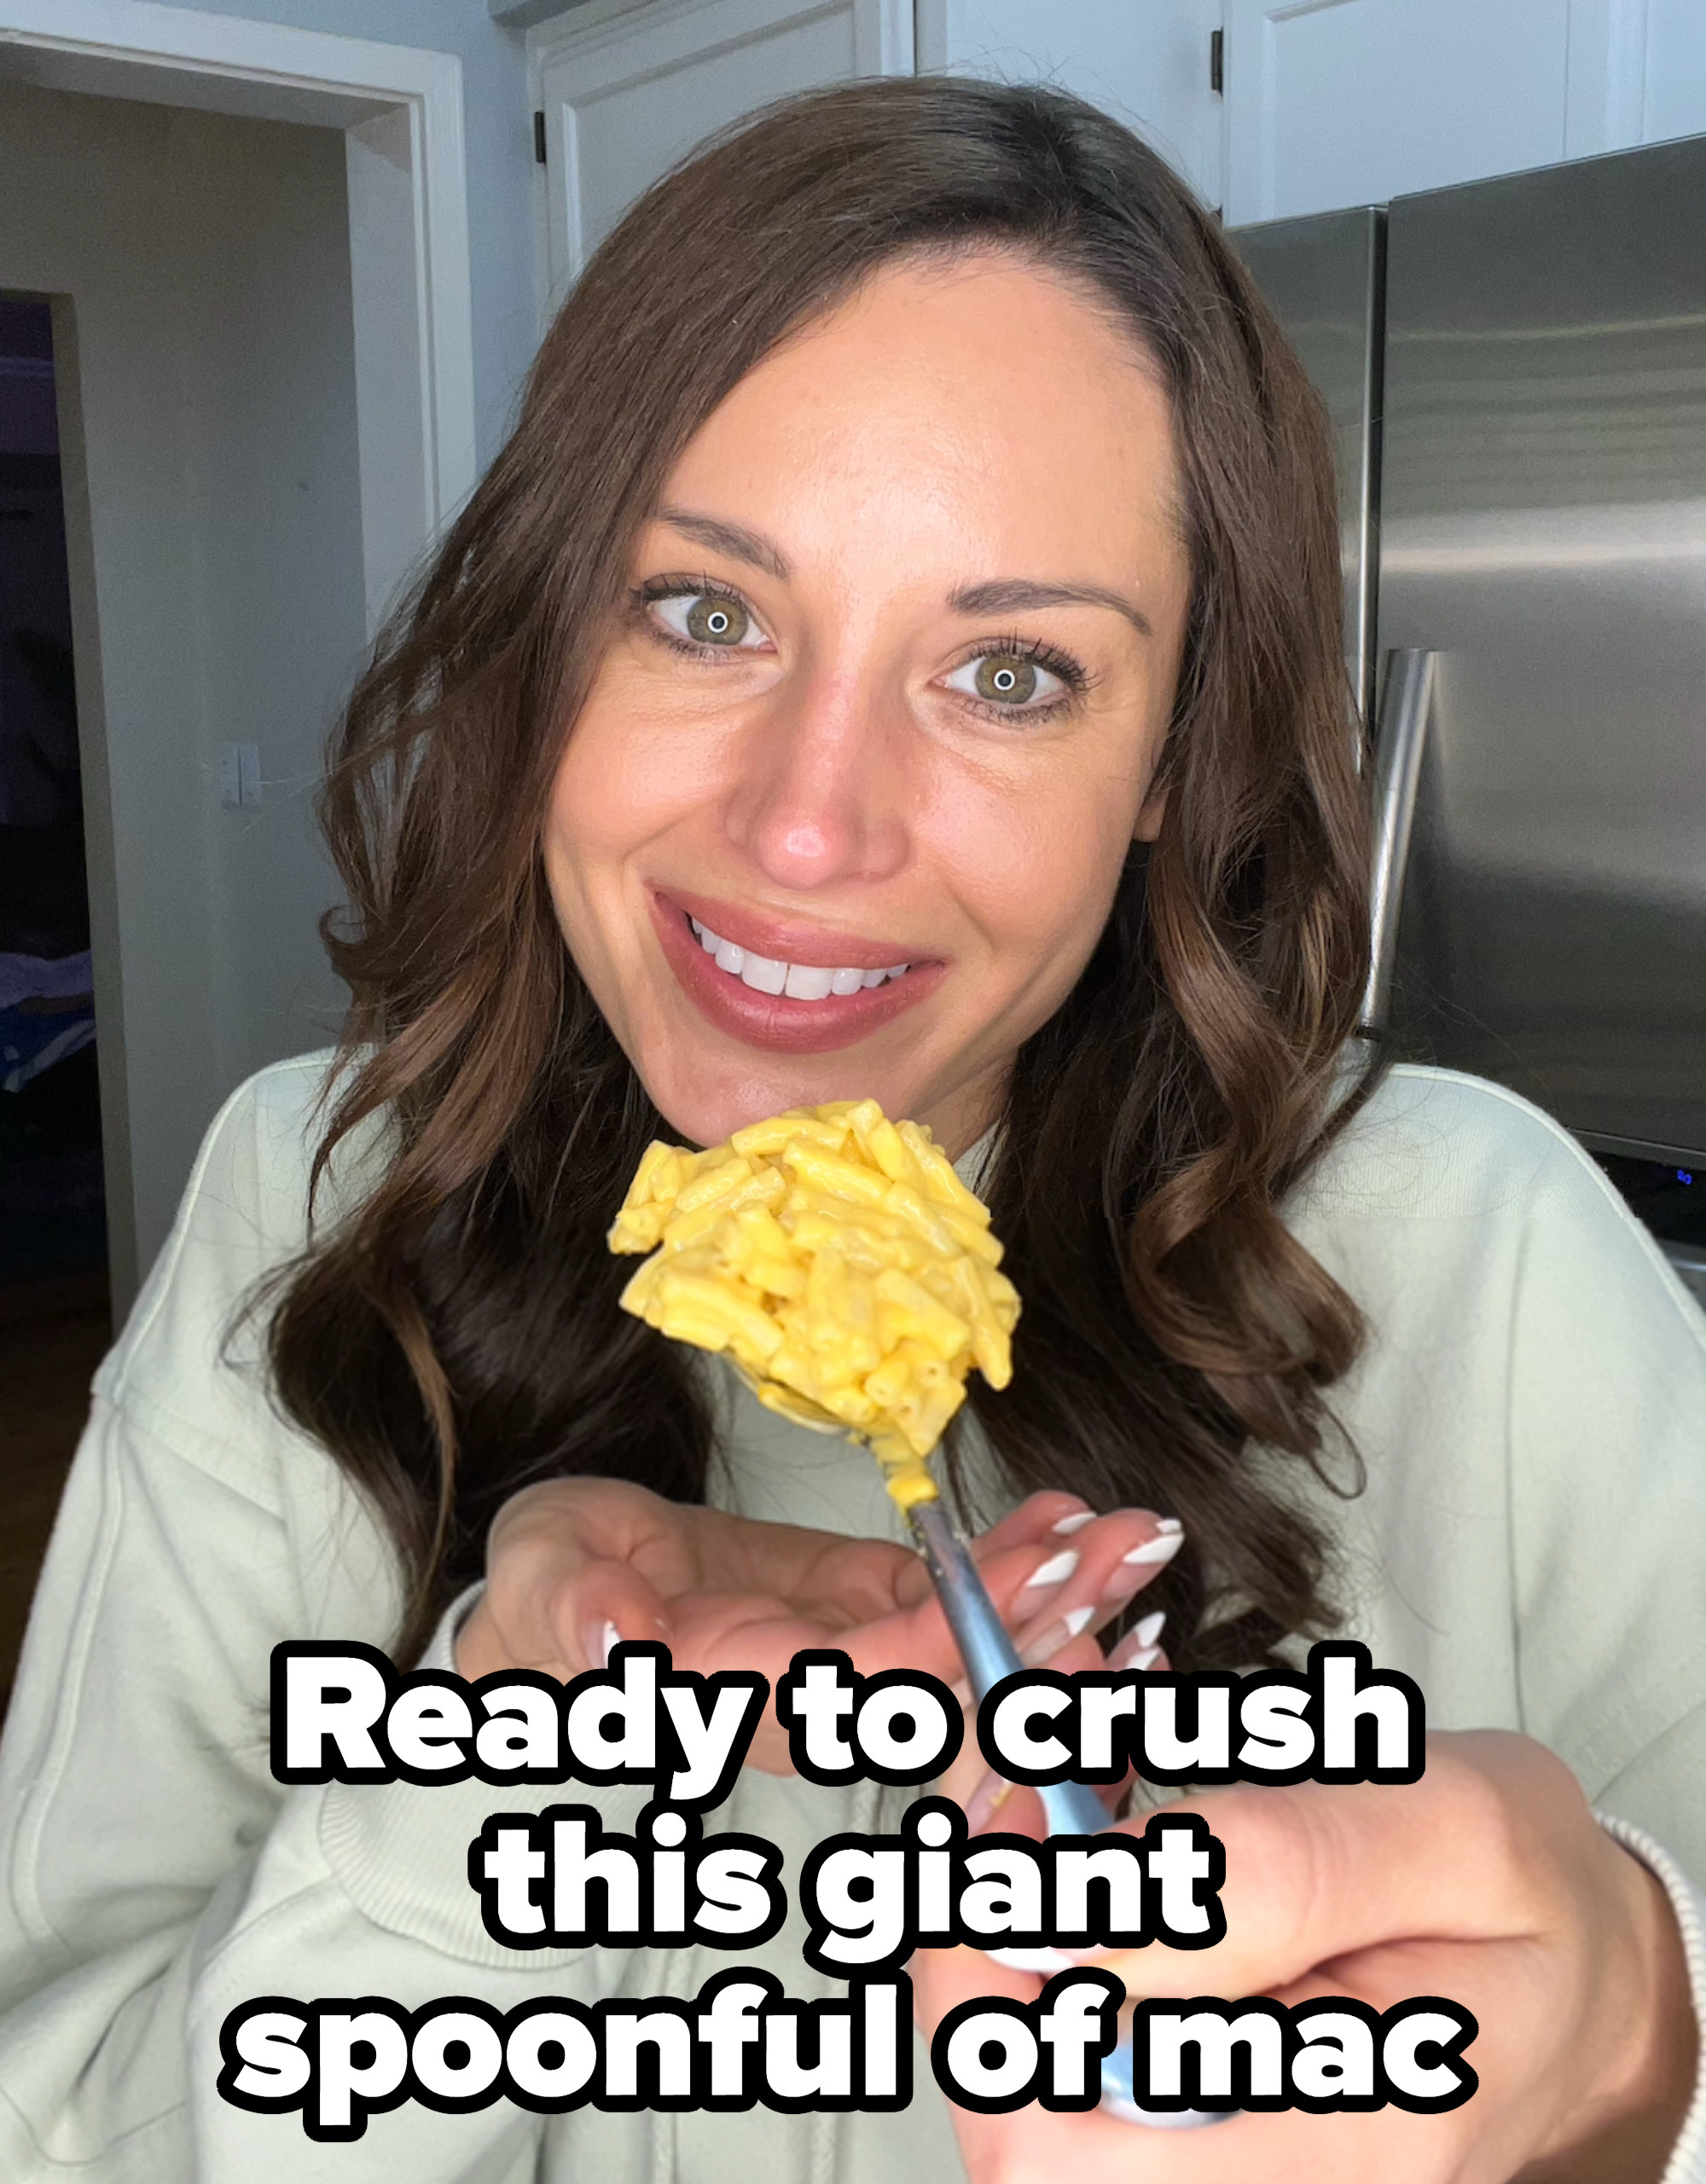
[
  {"xmin": 1135, "ymin": 1608, "xmax": 1166, "ymax": 1648},
  {"xmin": 1123, "ymin": 1529, "xmax": 1185, "ymax": 1567},
  {"xmin": 600, "ymin": 1619, "xmax": 621, "ymax": 1667},
  {"xmin": 1108, "ymin": 1618, "xmax": 1166, "ymax": 1671},
  {"xmin": 1051, "ymin": 1509, "xmax": 1095, "ymax": 1535},
  {"xmin": 988, "ymin": 1944, "xmax": 1077, "ymax": 1973},
  {"xmin": 1157, "ymin": 1516, "xmax": 1183, "ymax": 1534},
  {"xmin": 1020, "ymin": 1606, "xmax": 1091, "ymax": 1666},
  {"xmin": 966, "ymin": 1770, "xmax": 1016, "ymax": 1834},
  {"xmin": 1025, "ymin": 1547, "xmax": 1081, "ymax": 1590}
]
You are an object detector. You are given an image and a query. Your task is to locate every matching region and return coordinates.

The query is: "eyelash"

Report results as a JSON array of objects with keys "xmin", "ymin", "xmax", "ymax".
[{"xmin": 630, "ymin": 581, "xmax": 1090, "ymax": 721}]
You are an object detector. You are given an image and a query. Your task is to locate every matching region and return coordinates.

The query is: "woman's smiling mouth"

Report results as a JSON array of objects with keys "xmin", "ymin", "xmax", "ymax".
[
  {"xmin": 651, "ymin": 889, "xmax": 943, "ymax": 1055},
  {"xmin": 687, "ymin": 914, "xmax": 911, "ymax": 999}
]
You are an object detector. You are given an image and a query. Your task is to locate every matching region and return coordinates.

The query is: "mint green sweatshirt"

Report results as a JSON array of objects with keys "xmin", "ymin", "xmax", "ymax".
[{"xmin": 0, "ymin": 1054, "xmax": 1702, "ymax": 2181}]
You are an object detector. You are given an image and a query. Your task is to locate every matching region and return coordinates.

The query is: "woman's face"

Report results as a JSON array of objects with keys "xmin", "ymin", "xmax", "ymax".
[{"xmin": 545, "ymin": 250, "xmax": 1192, "ymax": 1154}]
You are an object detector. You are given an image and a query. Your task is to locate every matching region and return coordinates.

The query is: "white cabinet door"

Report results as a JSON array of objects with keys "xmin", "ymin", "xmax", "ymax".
[
  {"xmin": 1224, "ymin": 0, "xmax": 1575, "ymax": 224},
  {"xmin": 533, "ymin": 0, "xmax": 914, "ymax": 307},
  {"xmin": 916, "ymin": 0, "xmax": 1226, "ymax": 210}
]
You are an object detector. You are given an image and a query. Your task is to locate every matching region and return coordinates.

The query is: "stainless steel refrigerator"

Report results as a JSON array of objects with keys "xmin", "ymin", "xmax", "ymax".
[{"xmin": 1234, "ymin": 141, "xmax": 1706, "ymax": 1305}]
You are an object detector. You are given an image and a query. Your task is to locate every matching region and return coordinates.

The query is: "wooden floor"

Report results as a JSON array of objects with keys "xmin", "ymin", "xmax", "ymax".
[{"xmin": 0, "ymin": 1272, "xmax": 110, "ymax": 1718}]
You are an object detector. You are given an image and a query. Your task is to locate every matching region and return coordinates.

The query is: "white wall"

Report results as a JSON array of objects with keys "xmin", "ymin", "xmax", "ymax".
[
  {"xmin": 1640, "ymin": 0, "xmax": 1706, "ymax": 147},
  {"xmin": 0, "ymin": 78, "xmax": 364, "ymax": 1292},
  {"xmin": 166, "ymin": 0, "xmax": 538, "ymax": 466},
  {"xmin": 172, "ymin": 109, "xmax": 368, "ymax": 1098}
]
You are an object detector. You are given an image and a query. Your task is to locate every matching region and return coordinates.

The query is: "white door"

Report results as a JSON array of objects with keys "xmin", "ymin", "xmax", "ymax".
[
  {"xmin": 1224, "ymin": 0, "xmax": 1577, "ymax": 224},
  {"xmin": 532, "ymin": 0, "xmax": 914, "ymax": 309},
  {"xmin": 917, "ymin": 0, "xmax": 1226, "ymax": 211}
]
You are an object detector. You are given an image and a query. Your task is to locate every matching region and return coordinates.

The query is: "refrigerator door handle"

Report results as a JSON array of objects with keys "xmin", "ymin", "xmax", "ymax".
[{"xmin": 1361, "ymin": 648, "xmax": 1440, "ymax": 1036}]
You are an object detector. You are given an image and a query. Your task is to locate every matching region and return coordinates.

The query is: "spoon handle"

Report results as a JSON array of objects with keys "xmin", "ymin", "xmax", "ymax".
[{"xmin": 907, "ymin": 1496, "xmax": 1232, "ymax": 2129}]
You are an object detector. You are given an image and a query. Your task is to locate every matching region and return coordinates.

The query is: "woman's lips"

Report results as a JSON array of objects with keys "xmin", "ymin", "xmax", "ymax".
[{"xmin": 650, "ymin": 892, "xmax": 943, "ymax": 1055}]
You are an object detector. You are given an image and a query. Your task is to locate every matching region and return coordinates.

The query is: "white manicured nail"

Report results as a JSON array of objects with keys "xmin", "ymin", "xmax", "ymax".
[
  {"xmin": 1135, "ymin": 1609, "xmax": 1166, "ymax": 1648},
  {"xmin": 989, "ymin": 1944, "xmax": 1077, "ymax": 1973},
  {"xmin": 1051, "ymin": 1509, "xmax": 1095, "ymax": 1535},
  {"xmin": 1123, "ymin": 1531, "xmax": 1184, "ymax": 1567},
  {"xmin": 1024, "ymin": 1548, "xmax": 1080, "ymax": 1590},
  {"xmin": 601, "ymin": 1619, "xmax": 621, "ymax": 1667},
  {"xmin": 1063, "ymin": 1603, "xmax": 1094, "ymax": 1638},
  {"xmin": 1156, "ymin": 1516, "xmax": 1183, "ymax": 1534},
  {"xmin": 1109, "ymin": 1622, "xmax": 1163, "ymax": 1671}
]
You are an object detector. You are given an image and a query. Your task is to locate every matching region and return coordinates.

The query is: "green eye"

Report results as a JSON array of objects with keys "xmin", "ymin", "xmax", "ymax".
[
  {"xmin": 974, "ymin": 654, "xmax": 1038, "ymax": 704},
  {"xmin": 685, "ymin": 594, "xmax": 750, "ymax": 646},
  {"xmin": 646, "ymin": 585, "xmax": 769, "ymax": 656},
  {"xmin": 943, "ymin": 647, "xmax": 1071, "ymax": 714}
]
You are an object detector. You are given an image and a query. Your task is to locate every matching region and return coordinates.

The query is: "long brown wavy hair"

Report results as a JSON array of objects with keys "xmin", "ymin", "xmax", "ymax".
[{"xmin": 268, "ymin": 78, "xmax": 1375, "ymax": 1669}]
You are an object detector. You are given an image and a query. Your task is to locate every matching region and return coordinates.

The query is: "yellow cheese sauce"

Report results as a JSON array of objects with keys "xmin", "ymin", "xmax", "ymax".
[{"xmin": 608, "ymin": 1099, "xmax": 1018, "ymax": 1510}]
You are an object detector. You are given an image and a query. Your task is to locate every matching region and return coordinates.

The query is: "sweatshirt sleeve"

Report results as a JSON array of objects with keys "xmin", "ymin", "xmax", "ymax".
[
  {"xmin": 1501, "ymin": 1112, "xmax": 1706, "ymax": 1858},
  {"xmin": 1497, "ymin": 1102, "xmax": 1706, "ymax": 2184},
  {"xmin": 1596, "ymin": 1820, "xmax": 1706, "ymax": 2184},
  {"xmin": 0, "ymin": 1063, "xmax": 643, "ymax": 2181}
]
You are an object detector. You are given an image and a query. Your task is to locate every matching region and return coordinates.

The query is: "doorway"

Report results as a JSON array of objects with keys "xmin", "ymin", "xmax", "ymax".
[
  {"xmin": 0, "ymin": 293, "xmax": 104, "ymax": 1288},
  {"xmin": 0, "ymin": 7, "xmax": 476, "ymax": 1715},
  {"xmin": 0, "ymin": 291, "xmax": 107, "ymax": 1714},
  {"xmin": 0, "ymin": 3, "xmax": 476, "ymax": 1310}
]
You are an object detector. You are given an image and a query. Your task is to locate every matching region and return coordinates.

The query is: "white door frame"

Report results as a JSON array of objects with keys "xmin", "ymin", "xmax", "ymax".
[
  {"xmin": 0, "ymin": 0, "xmax": 477, "ymax": 1305},
  {"xmin": 0, "ymin": 0, "xmax": 478, "ymax": 632}
]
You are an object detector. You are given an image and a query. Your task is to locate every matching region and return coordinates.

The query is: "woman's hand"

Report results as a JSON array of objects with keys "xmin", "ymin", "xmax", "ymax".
[
  {"xmin": 454, "ymin": 1480, "xmax": 1178, "ymax": 1776},
  {"xmin": 914, "ymin": 1730, "xmax": 1697, "ymax": 2183}
]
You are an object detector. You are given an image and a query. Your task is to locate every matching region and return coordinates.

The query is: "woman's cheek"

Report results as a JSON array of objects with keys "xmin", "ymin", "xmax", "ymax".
[
  {"xmin": 554, "ymin": 690, "xmax": 726, "ymax": 854},
  {"xmin": 933, "ymin": 771, "xmax": 1133, "ymax": 994}
]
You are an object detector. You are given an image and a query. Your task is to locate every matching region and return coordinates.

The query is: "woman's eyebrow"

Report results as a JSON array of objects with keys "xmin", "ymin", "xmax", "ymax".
[
  {"xmin": 651, "ymin": 514, "xmax": 1152, "ymax": 638},
  {"xmin": 658, "ymin": 506, "xmax": 791, "ymax": 580},
  {"xmin": 949, "ymin": 577, "xmax": 1153, "ymax": 637}
]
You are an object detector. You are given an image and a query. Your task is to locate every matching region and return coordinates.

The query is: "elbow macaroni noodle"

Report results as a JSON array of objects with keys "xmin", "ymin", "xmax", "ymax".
[{"xmin": 608, "ymin": 1100, "xmax": 1018, "ymax": 1509}]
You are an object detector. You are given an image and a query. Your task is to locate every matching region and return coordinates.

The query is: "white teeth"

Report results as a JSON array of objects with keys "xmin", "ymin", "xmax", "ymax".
[
  {"xmin": 740, "ymin": 952, "xmax": 787, "ymax": 995},
  {"xmin": 688, "ymin": 914, "xmax": 910, "ymax": 997}
]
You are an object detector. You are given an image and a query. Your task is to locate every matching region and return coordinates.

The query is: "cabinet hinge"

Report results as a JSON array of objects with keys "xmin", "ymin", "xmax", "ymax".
[
  {"xmin": 534, "ymin": 109, "xmax": 547, "ymax": 165},
  {"xmin": 1210, "ymin": 28, "xmax": 1224, "ymax": 94}
]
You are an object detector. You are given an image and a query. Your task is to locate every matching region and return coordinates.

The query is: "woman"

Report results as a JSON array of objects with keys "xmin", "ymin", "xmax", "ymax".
[{"xmin": 1, "ymin": 77, "xmax": 1701, "ymax": 2184}]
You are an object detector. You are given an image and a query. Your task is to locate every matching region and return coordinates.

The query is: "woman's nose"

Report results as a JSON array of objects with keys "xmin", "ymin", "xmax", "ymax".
[{"xmin": 722, "ymin": 666, "xmax": 909, "ymax": 891}]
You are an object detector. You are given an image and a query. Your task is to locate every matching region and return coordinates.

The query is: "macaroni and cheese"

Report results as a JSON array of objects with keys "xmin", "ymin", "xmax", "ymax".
[{"xmin": 608, "ymin": 1100, "xmax": 1019, "ymax": 1509}]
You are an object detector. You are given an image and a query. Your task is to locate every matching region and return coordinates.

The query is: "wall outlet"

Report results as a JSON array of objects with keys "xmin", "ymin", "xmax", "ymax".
[{"xmin": 219, "ymin": 741, "xmax": 263, "ymax": 808}]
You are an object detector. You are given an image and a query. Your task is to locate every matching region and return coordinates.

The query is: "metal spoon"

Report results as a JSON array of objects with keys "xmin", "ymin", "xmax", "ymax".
[{"xmin": 908, "ymin": 1496, "xmax": 1233, "ymax": 2129}]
